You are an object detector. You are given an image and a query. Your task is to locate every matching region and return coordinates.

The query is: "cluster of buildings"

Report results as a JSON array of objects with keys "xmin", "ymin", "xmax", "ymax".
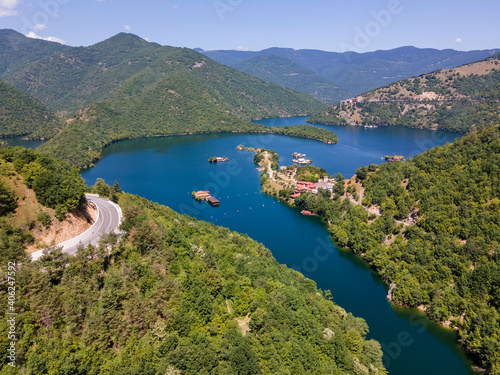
[
  {"xmin": 193, "ymin": 191, "xmax": 219, "ymax": 206},
  {"xmin": 289, "ymin": 177, "xmax": 336, "ymax": 199},
  {"xmin": 341, "ymin": 97, "xmax": 363, "ymax": 104}
]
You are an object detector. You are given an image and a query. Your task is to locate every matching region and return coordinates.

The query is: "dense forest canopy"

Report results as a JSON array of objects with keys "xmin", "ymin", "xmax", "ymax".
[
  {"xmin": 36, "ymin": 67, "xmax": 332, "ymax": 168},
  {"xmin": 232, "ymin": 54, "xmax": 350, "ymax": 104},
  {"xmin": 0, "ymin": 80, "xmax": 63, "ymax": 139},
  {"xmin": 0, "ymin": 176, "xmax": 386, "ymax": 374}
]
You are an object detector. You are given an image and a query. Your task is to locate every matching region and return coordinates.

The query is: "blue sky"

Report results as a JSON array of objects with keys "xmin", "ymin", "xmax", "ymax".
[{"xmin": 1, "ymin": 0, "xmax": 499, "ymax": 52}]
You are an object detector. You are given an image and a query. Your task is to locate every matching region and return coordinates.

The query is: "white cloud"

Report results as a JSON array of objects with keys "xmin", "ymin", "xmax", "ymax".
[
  {"xmin": 236, "ymin": 46, "xmax": 249, "ymax": 51},
  {"xmin": 455, "ymin": 38, "xmax": 463, "ymax": 43},
  {"xmin": 26, "ymin": 31, "xmax": 66, "ymax": 45},
  {"xmin": 173, "ymin": 5, "xmax": 178, "ymax": 9},
  {"xmin": 0, "ymin": 0, "xmax": 19, "ymax": 16},
  {"xmin": 34, "ymin": 24, "xmax": 48, "ymax": 30},
  {"xmin": 0, "ymin": 0, "xmax": 19, "ymax": 9},
  {"xmin": 143, "ymin": 37, "xmax": 150, "ymax": 42},
  {"xmin": 123, "ymin": 24, "xmax": 131, "ymax": 31}
]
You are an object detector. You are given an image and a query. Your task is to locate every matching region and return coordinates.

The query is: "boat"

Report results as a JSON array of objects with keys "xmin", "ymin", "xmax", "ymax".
[
  {"xmin": 291, "ymin": 152, "xmax": 306, "ymax": 158},
  {"xmin": 301, "ymin": 210, "xmax": 313, "ymax": 215}
]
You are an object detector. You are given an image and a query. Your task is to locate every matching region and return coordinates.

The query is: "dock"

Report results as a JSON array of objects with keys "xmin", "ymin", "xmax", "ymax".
[{"xmin": 207, "ymin": 196, "xmax": 220, "ymax": 206}]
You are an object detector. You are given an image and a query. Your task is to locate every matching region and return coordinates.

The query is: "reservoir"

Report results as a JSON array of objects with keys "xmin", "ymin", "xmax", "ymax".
[{"xmin": 81, "ymin": 118, "xmax": 477, "ymax": 375}]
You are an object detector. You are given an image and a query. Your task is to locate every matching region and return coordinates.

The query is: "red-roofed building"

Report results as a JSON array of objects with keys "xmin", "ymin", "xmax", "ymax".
[{"xmin": 194, "ymin": 191, "xmax": 210, "ymax": 199}]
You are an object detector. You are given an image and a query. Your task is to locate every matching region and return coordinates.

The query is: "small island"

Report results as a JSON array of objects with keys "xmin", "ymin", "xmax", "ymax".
[
  {"xmin": 385, "ymin": 155, "xmax": 404, "ymax": 162},
  {"xmin": 208, "ymin": 156, "xmax": 229, "ymax": 163}
]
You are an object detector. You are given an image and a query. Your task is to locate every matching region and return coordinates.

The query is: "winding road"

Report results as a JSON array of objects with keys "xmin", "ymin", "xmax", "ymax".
[{"xmin": 30, "ymin": 194, "xmax": 123, "ymax": 261}]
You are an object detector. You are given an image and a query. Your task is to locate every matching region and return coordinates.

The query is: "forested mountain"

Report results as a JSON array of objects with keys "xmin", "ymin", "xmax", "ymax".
[
  {"xmin": 0, "ymin": 149, "xmax": 386, "ymax": 374},
  {"xmin": 202, "ymin": 46, "xmax": 498, "ymax": 100},
  {"xmin": 233, "ymin": 55, "xmax": 351, "ymax": 104},
  {"xmin": 291, "ymin": 125, "xmax": 500, "ymax": 373},
  {"xmin": 0, "ymin": 30, "xmax": 329, "ymax": 167},
  {"xmin": 0, "ymin": 31, "xmax": 325, "ymax": 116},
  {"xmin": 308, "ymin": 53, "xmax": 500, "ymax": 133},
  {"xmin": 37, "ymin": 65, "xmax": 328, "ymax": 168},
  {"xmin": 0, "ymin": 80, "xmax": 63, "ymax": 138},
  {"xmin": 2, "ymin": 32, "xmax": 186, "ymax": 113},
  {"xmin": 0, "ymin": 29, "xmax": 68, "ymax": 78}
]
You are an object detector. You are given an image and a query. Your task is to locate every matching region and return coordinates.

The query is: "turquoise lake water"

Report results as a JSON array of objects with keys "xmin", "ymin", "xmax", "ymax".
[{"xmin": 81, "ymin": 118, "xmax": 478, "ymax": 375}]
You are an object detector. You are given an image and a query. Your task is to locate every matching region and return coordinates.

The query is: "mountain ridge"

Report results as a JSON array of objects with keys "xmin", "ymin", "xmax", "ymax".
[
  {"xmin": 202, "ymin": 45, "xmax": 499, "ymax": 101},
  {"xmin": 307, "ymin": 52, "xmax": 500, "ymax": 133}
]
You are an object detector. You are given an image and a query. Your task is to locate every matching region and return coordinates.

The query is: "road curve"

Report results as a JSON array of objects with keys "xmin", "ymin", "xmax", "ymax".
[{"xmin": 30, "ymin": 194, "xmax": 123, "ymax": 261}]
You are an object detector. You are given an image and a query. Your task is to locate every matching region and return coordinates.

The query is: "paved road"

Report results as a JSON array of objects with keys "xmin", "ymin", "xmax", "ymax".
[{"xmin": 30, "ymin": 194, "xmax": 123, "ymax": 261}]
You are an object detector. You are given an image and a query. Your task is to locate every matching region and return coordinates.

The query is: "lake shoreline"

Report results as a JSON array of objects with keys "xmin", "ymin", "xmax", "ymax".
[
  {"xmin": 251, "ymin": 146, "xmax": 483, "ymax": 374},
  {"xmin": 82, "ymin": 121, "xmax": 472, "ymax": 375},
  {"xmin": 69, "ymin": 127, "xmax": 336, "ymax": 169}
]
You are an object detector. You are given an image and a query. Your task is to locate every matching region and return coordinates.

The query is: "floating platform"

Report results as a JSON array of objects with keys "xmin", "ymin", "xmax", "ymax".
[{"xmin": 207, "ymin": 196, "xmax": 220, "ymax": 206}]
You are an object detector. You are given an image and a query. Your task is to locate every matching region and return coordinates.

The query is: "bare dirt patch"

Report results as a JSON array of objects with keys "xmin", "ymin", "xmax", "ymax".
[
  {"xmin": 25, "ymin": 202, "xmax": 98, "ymax": 253},
  {"xmin": 452, "ymin": 59, "xmax": 499, "ymax": 77},
  {"xmin": 1, "ymin": 161, "xmax": 98, "ymax": 253},
  {"xmin": 235, "ymin": 313, "xmax": 251, "ymax": 335}
]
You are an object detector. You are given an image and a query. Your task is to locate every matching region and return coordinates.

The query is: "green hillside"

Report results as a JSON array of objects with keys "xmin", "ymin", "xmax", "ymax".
[
  {"xmin": 0, "ymin": 31, "xmax": 329, "ymax": 167},
  {"xmin": 0, "ymin": 154, "xmax": 386, "ymax": 374},
  {"xmin": 4, "ymin": 32, "xmax": 325, "ymax": 116},
  {"xmin": 0, "ymin": 80, "xmax": 63, "ymax": 138},
  {"xmin": 288, "ymin": 126, "xmax": 500, "ymax": 373},
  {"xmin": 37, "ymin": 70, "xmax": 331, "ymax": 168},
  {"xmin": 5, "ymin": 33, "xmax": 181, "ymax": 113},
  {"xmin": 308, "ymin": 53, "xmax": 500, "ymax": 133},
  {"xmin": 0, "ymin": 147, "xmax": 86, "ymax": 265},
  {"xmin": 0, "ymin": 29, "xmax": 68, "ymax": 78},
  {"xmin": 233, "ymin": 55, "xmax": 351, "ymax": 104},
  {"xmin": 37, "ymin": 49, "xmax": 328, "ymax": 168}
]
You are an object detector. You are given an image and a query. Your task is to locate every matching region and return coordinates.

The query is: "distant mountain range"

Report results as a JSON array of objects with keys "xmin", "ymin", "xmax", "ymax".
[
  {"xmin": 201, "ymin": 46, "xmax": 499, "ymax": 104},
  {"xmin": 307, "ymin": 52, "xmax": 500, "ymax": 133}
]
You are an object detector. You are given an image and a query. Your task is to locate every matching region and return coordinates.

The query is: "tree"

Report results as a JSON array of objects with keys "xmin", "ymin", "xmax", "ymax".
[
  {"xmin": 94, "ymin": 178, "xmax": 111, "ymax": 197},
  {"xmin": 113, "ymin": 181, "xmax": 122, "ymax": 193},
  {"xmin": 356, "ymin": 165, "xmax": 369, "ymax": 180},
  {"xmin": 0, "ymin": 181, "xmax": 17, "ymax": 216}
]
